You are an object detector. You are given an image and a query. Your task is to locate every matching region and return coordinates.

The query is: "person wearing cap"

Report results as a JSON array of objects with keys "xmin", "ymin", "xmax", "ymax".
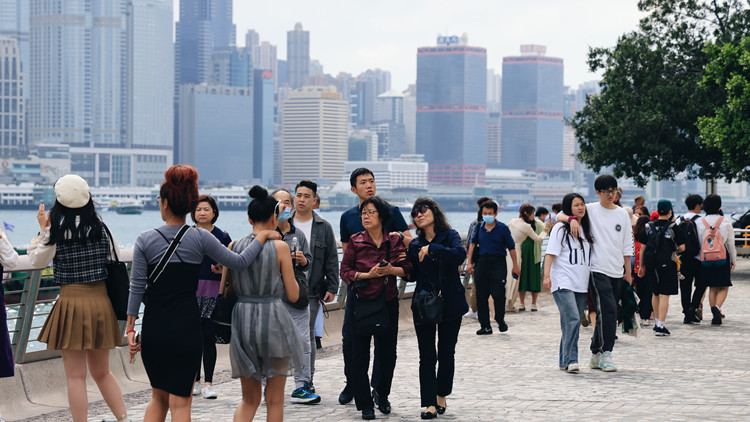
[
  {"xmin": 26, "ymin": 174, "xmax": 129, "ymax": 422},
  {"xmin": 637, "ymin": 199, "xmax": 686, "ymax": 336}
]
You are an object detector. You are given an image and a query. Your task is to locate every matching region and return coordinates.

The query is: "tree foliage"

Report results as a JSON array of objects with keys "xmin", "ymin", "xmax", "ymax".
[{"xmin": 571, "ymin": 0, "xmax": 750, "ymax": 186}]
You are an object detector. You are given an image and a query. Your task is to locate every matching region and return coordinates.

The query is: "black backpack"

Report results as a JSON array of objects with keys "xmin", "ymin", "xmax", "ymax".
[
  {"xmin": 678, "ymin": 215, "xmax": 701, "ymax": 258},
  {"xmin": 643, "ymin": 221, "xmax": 677, "ymax": 269}
]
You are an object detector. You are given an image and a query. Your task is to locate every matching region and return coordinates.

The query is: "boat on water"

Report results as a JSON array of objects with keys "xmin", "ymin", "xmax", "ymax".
[{"xmin": 112, "ymin": 198, "xmax": 144, "ymax": 215}]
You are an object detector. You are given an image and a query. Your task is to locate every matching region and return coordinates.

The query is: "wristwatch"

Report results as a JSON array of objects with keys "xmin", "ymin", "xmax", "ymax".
[{"xmin": 397, "ymin": 231, "xmax": 405, "ymax": 241}]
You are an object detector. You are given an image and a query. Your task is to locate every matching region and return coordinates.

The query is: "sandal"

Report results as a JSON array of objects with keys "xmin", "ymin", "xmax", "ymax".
[
  {"xmin": 531, "ymin": 304, "xmax": 538, "ymax": 312},
  {"xmin": 518, "ymin": 305, "xmax": 526, "ymax": 311}
]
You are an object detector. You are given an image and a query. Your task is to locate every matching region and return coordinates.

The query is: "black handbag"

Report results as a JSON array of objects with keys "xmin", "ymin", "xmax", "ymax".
[
  {"xmin": 211, "ymin": 276, "xmax": 236, "ymax": 344},
  {"xmin": 284, "ymin": 267, "xmax": 310, "ymax": 310},
  {"xmin": 353, "ymin": 237, "xmax": 392, "ymax": 336},
  {"xmin": 412, "ymin": 261, "xmax": 445, "ymax": 325},
  {"xmin": 102, "ymin": 225, "xmax": 130, "ymax": 321}
]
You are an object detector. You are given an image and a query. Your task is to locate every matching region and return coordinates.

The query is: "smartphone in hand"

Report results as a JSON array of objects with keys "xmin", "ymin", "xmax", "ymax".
[{"xmin": 378, "ymin": 261, "xmax": 389, "ymax": 267}]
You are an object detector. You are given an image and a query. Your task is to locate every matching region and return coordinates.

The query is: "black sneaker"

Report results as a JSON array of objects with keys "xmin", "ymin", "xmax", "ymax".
[
  {"xmin": 476, "ymin": 326, "xmax": 493, "ymax": 335},
  {"xmin": 654, "ymin": 326, "xmax": 671, "ymax": 336},
  {"xmin": 338, "ymin": 384, "xmax": 353, "ymax": 405},
  {"xmin": 684, "ymin": 307, "xmax": 700, "ymax": 324},
  {"xmin": 372, "ymin": 389, "xmax": 391, "ymax": 414},
  {"xmin": 711, "ymin": 306, "xmax": 722, "ymax": 325},
  {"xmin": 497, "ymin": 320, "xmax": 508, "ymax": 332},
  {"xmin": 661, "ymin": 326, "xmax": 671, "ymax": 336},
  {"xmin": 362, "ymin": 408, "xmax": 376, "ymax": 420}
]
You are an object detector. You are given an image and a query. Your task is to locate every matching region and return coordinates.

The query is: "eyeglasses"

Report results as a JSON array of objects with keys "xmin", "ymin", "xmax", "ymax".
[
  {"xmin": 360, "ymin": 210, "xmax": 378, "ymax": 218},
  {"xmin": 411, "ymin": 204, "xmax": 430, "ymax": 218},
  {"xmin": 274, "ymin": 200, "xmax": 282, "ymax": 215},
  {"xmin": 155, "ymin": 195, "xmax": 161, "ymax": 202},
  {"xmin": 598, "ymin": 189, "xmax": 617, "ymax": 196}
]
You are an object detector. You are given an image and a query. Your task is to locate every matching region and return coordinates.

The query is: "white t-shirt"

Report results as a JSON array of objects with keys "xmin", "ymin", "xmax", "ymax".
[
  {"xmin": 586, "ymin": 202, "xmax": 634, "ymax": 278},
  {"xmin": 546, "ymin": 223, "xmax": 591, "ymax": 293},
  {"xmin": 294, "ymin": 217, "xmax": 314, "ymax": 277}
]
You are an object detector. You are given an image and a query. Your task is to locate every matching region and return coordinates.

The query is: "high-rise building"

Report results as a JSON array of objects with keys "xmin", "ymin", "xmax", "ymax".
[
  {"xmin": 281, "ymin": 86, "xmax": 348, "ymax": 185},
  {"xmin": 253, "ymin": 69, "xmax": 274, "ymax": 184},
  {"xmin": 211, "ymin": 47, "xmax": 252, "ymax": 87},
  {"xmin": 286, "ymin": 23, "xmax": 309, "ymax": 89},
  {"xmin": 487, "ymin": 112, "xmax": 501, "ymax": 168},
  {"xmin": 176, "ymin": 0, "xmax": 235, "ymax": 87},
  {"xmin": 0, "ymin": 1, "xmax": 29, "ymax": 83},
  {"xmin": 0, "ymin": 37, "xmax": 24, "ymax": 156},
  {"xmin": 575, "ymin": 80, "xmax": 601, "ymax": 112},
  {"xmin": 416, "ymin": 35, "xmax": 487, "ymax": 186},
  {"xmin": 562, "ymin": 125, "xmax": 576, "ymax": 171},
  {"xmin": 178, "ymin": 84, "xmax": 254, "ymax": 185},
  {"xmin": 29, "ymin": 0, "xmax": 126, "ymax": 148},
  {"xmin": 245, "ymin": 29, "xmax": 259, "ymax": 51},
  {"xmin": 487, "ymin": 68, "xmax": 501, "ymax": 113},
  {"xmin": 501, "ymin": 45, "xmax": 564, "ymax": 170}
]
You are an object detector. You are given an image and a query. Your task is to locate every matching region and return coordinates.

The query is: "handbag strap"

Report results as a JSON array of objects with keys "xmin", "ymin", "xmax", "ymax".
[
  {"xmin": 102, "ymin": 223, "xmax": 120, "ymax": 264},
  {"xmin": 147, "ymin": 225, "xmax": 190, "ymax": 287}
]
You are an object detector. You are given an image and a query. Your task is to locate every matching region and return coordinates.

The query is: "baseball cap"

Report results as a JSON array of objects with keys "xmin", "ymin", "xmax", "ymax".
[{"xmin": 657, "ymin": 199, "xmax": 673, "ymax": 215}]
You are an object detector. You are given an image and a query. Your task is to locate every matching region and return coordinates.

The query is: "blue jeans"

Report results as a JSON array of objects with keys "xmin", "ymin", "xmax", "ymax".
[{"xmin": 552, "ymin": 288, "xmax": 587, "ymax": 368}]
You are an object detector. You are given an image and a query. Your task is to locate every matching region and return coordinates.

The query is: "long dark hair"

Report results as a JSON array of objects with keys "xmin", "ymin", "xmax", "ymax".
[
  {"xmin": 47, "ymin": 199, "xmax": 103, "ymax": 245},
  {"xmin": 411, "ymin": 197, "xmax": 451, "ymax": 239},
  {"xmin": 634, "ymin": 215, "xmax": 650, "ymax": 239},
  {"xmin": 559, "ymin": 193, "xmax": 594, "ymax": 248}
]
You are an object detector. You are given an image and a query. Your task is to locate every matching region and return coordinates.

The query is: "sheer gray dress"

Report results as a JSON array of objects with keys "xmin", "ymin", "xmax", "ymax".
[{"xmin": 229, "ymin": 235, "xmax": 303, "ymax": 381}]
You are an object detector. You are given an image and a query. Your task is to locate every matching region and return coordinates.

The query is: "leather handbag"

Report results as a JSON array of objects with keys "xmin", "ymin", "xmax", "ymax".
[
  {"xmin": 102, "ymin": 224, "xmax": 130, "ymax": 321},
  {"xmin": 211, "ymin": 270, "xmax": 236, "ymax": 344},
  {"xmin": 283, "ymin": 267, "xmax": 310, "ymax": 310},
  {"xmin": 354, "ymin": 289, "xmax": 390, "ymax": 336},
  {"xmin": 412, "ymin": 261, "xmax": 444, "ymax": 325}
]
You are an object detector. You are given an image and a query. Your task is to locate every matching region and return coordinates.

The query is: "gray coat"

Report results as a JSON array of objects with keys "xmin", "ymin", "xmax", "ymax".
[{"xmin": 305, "ymin": 212, "xmax": 340, "ymax": 297}]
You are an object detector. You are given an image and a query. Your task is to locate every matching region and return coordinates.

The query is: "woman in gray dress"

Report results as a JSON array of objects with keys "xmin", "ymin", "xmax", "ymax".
[{"xmin": 229, "ymin": 185, "xmax": 303, "ymax": 421}]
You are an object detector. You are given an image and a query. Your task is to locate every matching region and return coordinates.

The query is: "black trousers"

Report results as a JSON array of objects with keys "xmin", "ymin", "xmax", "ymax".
[
  {"xmin": 475, "ymin": 255, "xmax": 507, "ymax": 329},
  {"xmin": 197, "ymin": 318, "xmax": 217, "ymax": 383},
  {"xmin": 589, "ymin": 272, "xmax": 623, "ymax": 354},
  {"xmin": 414, "ymin": 317, "xmax": 462, "ymax": 407},
  {"xmin": 633, "ymin": 274, "xmax": 652, "ymax": 320},
  {"xmin": 342, "ymin": 285, "xmax": 380, "ymax": 391},
  {"xmin": 351, "ymin": 298, "xmax": 399, "ymax": 411},
  {"xmin": 681, "ymin": 257, "xmax": 707, "ymax": 312}
]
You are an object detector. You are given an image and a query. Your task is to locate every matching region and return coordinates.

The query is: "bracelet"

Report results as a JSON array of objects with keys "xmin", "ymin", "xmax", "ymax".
[
  {"xmin": 126, "ymin": 329, "xmax": 136, "ymax": 334},
  {"xmin": 568, "ymin": 216, "xmax": 578, "ymax": 221}
]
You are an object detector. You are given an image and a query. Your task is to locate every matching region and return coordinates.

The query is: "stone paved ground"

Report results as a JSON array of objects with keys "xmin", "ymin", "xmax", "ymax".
[{"xmin": 41, "ymin": 261, "xmax": 750, "ymax": 421}]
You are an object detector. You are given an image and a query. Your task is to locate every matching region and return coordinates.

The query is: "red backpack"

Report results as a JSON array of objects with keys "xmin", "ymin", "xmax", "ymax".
[{"xmin": 700, "ymin": 216, "xmax": 727, "ymax": 267}]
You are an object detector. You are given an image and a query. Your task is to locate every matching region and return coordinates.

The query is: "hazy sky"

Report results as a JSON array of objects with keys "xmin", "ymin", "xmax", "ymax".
[{"xmin": 181, "ymin": 0, "xmax": 646, "ymax": 90}]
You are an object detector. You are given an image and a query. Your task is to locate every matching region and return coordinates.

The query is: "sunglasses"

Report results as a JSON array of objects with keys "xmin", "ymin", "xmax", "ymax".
[{"xmin": 411, "ymin": 204, "xmax": 430, "ymax": 218}]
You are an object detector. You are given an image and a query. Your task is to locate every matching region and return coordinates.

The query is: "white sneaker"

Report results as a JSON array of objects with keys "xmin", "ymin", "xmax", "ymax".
[
  {"xmin": 192, "ymin": 381, "xmax": 201, "ymax": 396},
  {"xmin": 567, "ymin": 363, "xmax": 580, "ymax": 373},
  {"xmin": 202, "ymin": 384, "xmax": 218, "ymax": 399},
  {"xmin": 463, "ymin": 310, "xmax": 478, "ymax": 319}
]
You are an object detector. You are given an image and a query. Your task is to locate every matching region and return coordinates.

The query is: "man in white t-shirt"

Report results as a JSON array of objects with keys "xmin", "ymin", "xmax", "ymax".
[{"xmin": 558, "ymin": 175, "xmax": 633, "ymax": 372}]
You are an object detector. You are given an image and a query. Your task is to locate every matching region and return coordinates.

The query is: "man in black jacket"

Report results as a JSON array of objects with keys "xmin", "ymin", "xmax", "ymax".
[{"xmin": 294, "ymin": 180, "xmax": 339, "ymax": 396}]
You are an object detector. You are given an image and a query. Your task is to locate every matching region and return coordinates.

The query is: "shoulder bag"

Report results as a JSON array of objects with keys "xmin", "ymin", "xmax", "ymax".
[
  {"xmin": 353, "ymin": 235, "xmax": 392, "ymax": 336},
  {"xmin": 283, "ymin": 235, "xmax": 310, "ymax": 309},
  {"xmin": 412, "ymin": 257, "xmax": 444, "ymax": 325},
  {"xmin": 102, "ymin": 224, "xmax": 130, "ymax": 321},
  {"xmin": 211, "ymin": 269, "xmax": 236, "ymax": 344}
]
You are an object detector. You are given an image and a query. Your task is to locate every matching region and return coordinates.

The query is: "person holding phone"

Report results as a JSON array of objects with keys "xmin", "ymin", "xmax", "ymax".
[{"xmin": 340, "ymin": 196, "xmax": 412, "ymax": 420}]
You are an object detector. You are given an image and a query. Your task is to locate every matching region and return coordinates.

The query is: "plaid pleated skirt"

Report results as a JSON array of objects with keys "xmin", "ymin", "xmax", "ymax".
[{"xmin": 37, "ymin": 280, "xmax": 122, "ymax": 350}]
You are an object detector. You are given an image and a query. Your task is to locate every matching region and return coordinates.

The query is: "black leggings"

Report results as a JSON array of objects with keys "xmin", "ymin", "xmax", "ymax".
[{"xmin": 196, "ymin": 318, "xmax": 217, "ymax": 383}]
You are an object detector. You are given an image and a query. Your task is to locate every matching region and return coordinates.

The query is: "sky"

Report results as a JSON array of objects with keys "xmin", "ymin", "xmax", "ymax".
[{"xmin": 178, "ymin": 0, "xmax": 647, "ymax": 91}]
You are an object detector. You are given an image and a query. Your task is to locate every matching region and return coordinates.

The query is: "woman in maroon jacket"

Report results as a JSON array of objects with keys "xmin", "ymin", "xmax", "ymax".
[{"xmin": 340, "ymin": 196, "xmax": 412, "ymax": 420}]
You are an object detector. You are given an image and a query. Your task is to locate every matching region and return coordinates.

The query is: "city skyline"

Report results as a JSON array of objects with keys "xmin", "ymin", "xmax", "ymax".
[{"xmin": 195, "ymin": 0, "xmax": 646, "ymax": 90}]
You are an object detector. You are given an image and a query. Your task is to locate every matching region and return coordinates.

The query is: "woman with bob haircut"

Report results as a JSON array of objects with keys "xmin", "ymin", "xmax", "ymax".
[
  {"xmin": 408, "ymin": 198, "xmax": 467, "ymax": 419},
  {"xmin": 125, "ymin": 165, "xmax": 279, "ymax": 422}
]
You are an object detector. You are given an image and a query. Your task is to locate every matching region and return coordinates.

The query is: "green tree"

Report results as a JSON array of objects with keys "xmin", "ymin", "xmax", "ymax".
[
  {"xmin": 571, "ymin": 0, "xmax": 750, "ymax": 186},
  {"xmin": 698, "ymin": 37, "xmax": 750, "ymax": 180}
]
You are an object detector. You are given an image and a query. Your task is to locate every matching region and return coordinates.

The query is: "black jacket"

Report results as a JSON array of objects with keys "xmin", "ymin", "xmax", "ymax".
[{"xmin": 305, "ymin": 212, "xmax": 340, "ymax": 296}]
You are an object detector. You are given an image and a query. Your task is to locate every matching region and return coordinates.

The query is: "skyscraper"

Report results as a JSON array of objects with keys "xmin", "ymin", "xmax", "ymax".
[
  {"xmin": 211, "ymin": 47, "xmax": 252, "ymax": 87},
  {"xmin": 0, "ymin": 0, "xmax": 29, "ymax": 81},
  {"xmin": 416, "ymin": 35, "xmax": 487, "ymax": 186},
  {"xmin": 0, "ymin": 37, "xmax": 25, "ymax": 156},
  {"xmin": 253, "ymin": 69, "xmax": 274, "ymax": 184},
  {"xmin": 286, "ymin": 23, "xmax": 309, "ymax": 89},
  {"xmin": 281, "ymin": 86, "xmax": 348, "ymax": 184},
  {"xmin": 487, "ymin": 112, "xmax": 501, "ymax": 167},
  {"xmin": 176, "ymin": 0, "xmax": 236, "ymax": 86},
  {"xmin": 501, "ymin": 45, "xmax": 564, "ymax": 170}
]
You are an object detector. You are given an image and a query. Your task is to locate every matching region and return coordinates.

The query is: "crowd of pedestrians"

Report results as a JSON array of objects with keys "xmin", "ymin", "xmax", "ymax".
[{"xmin": 0, "ymin": 167, "xmax": 740, "ymax": 421}]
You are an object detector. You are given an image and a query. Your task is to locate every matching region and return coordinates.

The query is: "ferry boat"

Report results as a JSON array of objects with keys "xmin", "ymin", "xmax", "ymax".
[{"xmin": 112, "ymin": 198, "xmax": 144, "ymax": 215}]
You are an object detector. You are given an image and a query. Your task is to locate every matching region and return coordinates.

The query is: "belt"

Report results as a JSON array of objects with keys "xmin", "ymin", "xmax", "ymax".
[{"xmin": 237, "ymin": 295, "xmax": 281, "ymax": 303}]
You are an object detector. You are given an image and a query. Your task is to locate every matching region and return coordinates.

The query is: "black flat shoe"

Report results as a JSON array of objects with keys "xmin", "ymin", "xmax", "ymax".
[
  {"xmin": 362, "ymin": 408, "xmax": 375, "ymax": 420},
  {"xmin": 338, "ymin": 385, "xmax": 353, "ymax": 405},
  {"xmin": 372, "ymin": 389, "xmax": 391, "ymax": 414},
  {"xmin": 421, "ymin": 410, "xmax": 438, "ymax": 419},
  {"xmin": 436, "ymin": 405, "xmax": 446, "ymax": 415}
]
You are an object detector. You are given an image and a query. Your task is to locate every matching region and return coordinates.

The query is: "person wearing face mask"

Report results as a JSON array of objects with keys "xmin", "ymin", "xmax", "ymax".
[
  {"xmin": 466, "ymin": 201, "xmax": 520, "ymax": 335},
  {"xmin": 270, "ymin": 189, "xmax": 318, "ymax": 404},
  {"xmin": 190, "ymin": 195, "xmax": 231, "ymax": 399}
]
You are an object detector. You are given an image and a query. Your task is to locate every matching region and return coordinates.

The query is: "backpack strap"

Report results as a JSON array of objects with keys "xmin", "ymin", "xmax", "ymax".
[
  {"xmin": 147, "ymin": 225, "xmax": 190, "ymax": 288},
  {"xmin": 102, "ymin": 224, "xmax": 120, "ymax": 264}
]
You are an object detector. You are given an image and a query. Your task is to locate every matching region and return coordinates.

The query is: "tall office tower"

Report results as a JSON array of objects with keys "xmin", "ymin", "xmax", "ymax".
[
  {"xmin": 176, "ymin": 0, "xmax": 235, "ymax": 87},
  {"xmin": 253, "ymin": 69, "xmax": 274, "ymax": 184},
  {"xmin": 281, "ymin": 86, "xmax": 348, "ymax": 184},
  {"xmin": 487, "ymin": 112, "xmax": 501, "ymax": 167},
  {"xmin": 126, "ymin": 0, "xmax": 173, "ymax": 159},
  {"xmin": 277, "ymin": 59, "xmax": 288, "ymax": 86},
  {"xmin": 575, "ymin": 80, "xmax": 600, "ymax": 112},
  {"xmin": 402, "ymin": 90, "xmax": 416, "ymax": 155},
  {"xmin": 0, "ymin": 37, "xmax": 25, "ymax": 156},
  {"xmin": 0, "ymin": 1, "xmax": 29, "ymax": 84},
  {"xmin": 360, "ymin": 68, "xmax": 391, "ymax": 95},
  {"xmin": 286, "ymin": 23, "xmax": 309, "ymax": 89},
  {"xmin": 487, "ymin": 68, "xmax": 501, "ymax": 113},
  {"xmin": 29, "ymin": 0, "xmax": 126, "ymax": 148},
  {"xmin": 416, "ymin": 35, "xmax": 487, "ymax": 186},
  {"xmin": 350, "ymin": 79, "xmax": 376, "ymax": 127},
  {"xmin": 211, "ymin": 47, "xmax": 252, "ymax": 87},
  {"xmin": 375, "ymin": 90, "xmax": 404, "ymax": 123},
  {"xmin": 500, "ymin": 45, "xmax": 564, "ymax": 170},
  {"xmin": 178, "ymin": 84, "xmax": 253, "ymax": 185},
  {"xmin": 563, "ymin": 86, "xmax": 576, "ymax": 119},
  {"xmin": 562, "ymin": 125, "xmax": 576, "ymax": 171},
  {"xmin": 245, "ymin": 29, "xmax": 259, "ymax": 50},
  {"xmin": 246, "ymin": 30, "xmax": 277, "ymax": 91}
]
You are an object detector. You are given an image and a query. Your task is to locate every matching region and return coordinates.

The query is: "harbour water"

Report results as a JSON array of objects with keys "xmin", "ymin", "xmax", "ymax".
[{"xmin": 1, "ymin": 209, "xmax": 521, "ymax": 249}]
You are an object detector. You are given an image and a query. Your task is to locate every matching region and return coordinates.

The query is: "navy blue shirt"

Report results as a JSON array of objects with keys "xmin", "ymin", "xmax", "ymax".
[
  {"xmin": 472, "ymin": 221, "xmax": 515, "ymax": 256},
  {"xmin": 340, "ymin": 204, "xmax": 410, "ymax": 243},
  {"xmin": 197, "ymin": 225, "xmax": 232, "ymax": 280}
]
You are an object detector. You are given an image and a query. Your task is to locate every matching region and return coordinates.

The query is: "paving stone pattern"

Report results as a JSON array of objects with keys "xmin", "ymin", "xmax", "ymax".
[{"xmin": 57, "ymin": 262, "xmax": 750, "ymax": 420}]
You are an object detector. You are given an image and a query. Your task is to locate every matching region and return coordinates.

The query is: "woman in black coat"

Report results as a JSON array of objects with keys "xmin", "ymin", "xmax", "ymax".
[{"xmin": 408, "ymin": 198, "xmax": 468, "ymax": 420}]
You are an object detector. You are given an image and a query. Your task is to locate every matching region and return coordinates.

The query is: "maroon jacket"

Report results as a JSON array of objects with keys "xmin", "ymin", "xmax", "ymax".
[{"xmin": 340, "ymin": 230, "xmax": 411, "ymax": 301}]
